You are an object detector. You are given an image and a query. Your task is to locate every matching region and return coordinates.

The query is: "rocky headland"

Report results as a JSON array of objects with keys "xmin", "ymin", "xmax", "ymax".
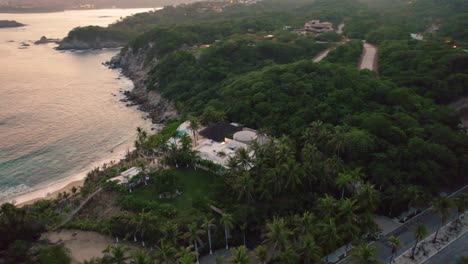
[
  {"xmin": 108, "ymin": 45, "xmax": 177, "ymax": 124},
  {"xmin": 0, "ymin": 20, "xmax": 25, "ymax": 28}
]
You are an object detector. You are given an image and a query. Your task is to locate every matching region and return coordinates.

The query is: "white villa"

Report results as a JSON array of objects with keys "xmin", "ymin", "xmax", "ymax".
[
  {"xmin": 108, "ymin": 167, "xmax": 142, "ymax": 185},
  {"xmin": 174, "ymin": 121, "xmax": 263, "ymax": 168}
]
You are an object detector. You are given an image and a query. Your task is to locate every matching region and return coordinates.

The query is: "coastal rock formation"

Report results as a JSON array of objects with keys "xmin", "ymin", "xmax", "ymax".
[
  {"xmin": 0, "ymin": 20, "xmax": 25, "ymax": 28},
  {"xmin": 109, "ymin": 46, "xmax": 177, "ymax": 123},
  {"xmin": 57, "ymin": 37, "xmax": 125, "ymax": 50},
  {"xmin": 34, "ymin": 36, "xmax": 61, "ymax": 45}
]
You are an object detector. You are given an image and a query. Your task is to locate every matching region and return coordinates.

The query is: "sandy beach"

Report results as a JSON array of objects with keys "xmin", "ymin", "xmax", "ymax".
[{"xmin": 1, "ymin": 147, "xmax": 130, "ymax": 207}]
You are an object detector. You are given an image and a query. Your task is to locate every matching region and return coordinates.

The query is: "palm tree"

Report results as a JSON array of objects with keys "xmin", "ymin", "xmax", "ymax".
[
  {"xmin": 264, "ymin": 217, "xmax": 291, "ymax": 253},
  {"xmin": 240, "ymin": 223, "xmax": 248, "ymax": 247},
  {"xmin": 281, "ymin": 158, "xmax": 303, "ymax": 191},
  {"xmin": 350, "ymin": 244, "xmax": 381, "ymax": 264},
  {"xmin": 188, "ymin": 117, "xmax": 200, "ymax": 146},
  {"xmin": 236, "ymin": 148, "xmax": 252, "ymax": 171},
  {"xmin": 404, "ymin": 185, "xmax": 429, "ymax": 210},
  {"xmin": 317, "ymin": 194, "xmax": 337, "ymax": 218},
  {"xmin": 176, "ymin": 246, "xmax": 196, "ymax": 264},
  {"xmin": 254, "ymin": 245, "xmax": 268, "ymax": 264},
  {"xmin": 453, "ymin": 194, "xmax": 468, "ymax": 227},
  {"xmin": 154, "ymin": 240, "xmax": 177, "ymax": 264},
  {"xmin": 202, "ymin": 217, "xmax": 216, "ymax": 255},
  {"xmin": 336, "ymin": 172, "xmax": 353, "ymax": 199},
  {"xmin": 337, "ymin": 199, "xmax": 360, "ymax": 256},
  {"xmin": 358, "ymin": 183, "xmax": 380, "ymax": 213},
  {"xmin": 319, "ymin": 218, "xmax": 340, "ymax": 263},
  {"xmin": 183, "ymin": 223, "xmax": 206, "ymax": 264},
  {"xmin": 130, "ymin": 249, "xmax": 153, "ymax": 264},
  {"xmin": 135, "ymin": 210, "xmax": 154, "ymax": 247},
  {"xmin": 162, "ymin": 222, "xmax": 182, "ymax": 246},
  {"xmin": 432, "ymin": 197, "xmax": 453, "ymax": 243},
  {"xmin": 388, "ymin": 236, "xmax": 401, "ymax": 264},
  {"xmin": 293, "ymin": 211, "xmax": 316, "ymax": 237},
  {"xmin": 230, "ymin": 246, "xmax": 250, "ymax": 264},
  {"xmin": 236, "ymin": 172, "xmax": 255, "ymax": 204},
  {"xmin": 277, "ymin": 246, "xmax": 300, "ymax": 264},
  {"xmin": 411, "ymin": 223, "xmax": 428, "ymax": 259},
  {"xmin": 102, "ymin": 245, "xmax": 128, "ymax": 264},
  {"xmin": 220, "ymin": 213, "xmax": 235, "ymax": 250},
  {"xmin": 298, "ymin": 234, "xmax": 322, "ymax": 264}
]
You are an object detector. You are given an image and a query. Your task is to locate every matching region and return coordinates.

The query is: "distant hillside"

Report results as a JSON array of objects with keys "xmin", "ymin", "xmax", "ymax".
[{"xmin": 0, "ymin": 0, "xmax": 201, "ymax": 12}]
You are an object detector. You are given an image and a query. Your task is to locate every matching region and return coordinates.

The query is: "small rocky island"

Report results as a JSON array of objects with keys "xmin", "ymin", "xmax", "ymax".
[
  {"xmin": 35, "ymin": 36, "xmax": 61, "ymax": 45},
  {"xmin": 0, "ymin": 20, "xmax": 26, "ymax": 28}
]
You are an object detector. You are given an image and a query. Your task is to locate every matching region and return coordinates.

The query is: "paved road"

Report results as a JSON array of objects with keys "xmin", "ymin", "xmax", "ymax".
[
  {"xmin": 358, "ymin": 43, "xmax": 378, "ymax": 71},
  {"xmin": 425, "ymin": 232, "xmax": 468, "ymax": 264},
  {"xmin": 339, "ymin": 186, "xmax": 468, "ymax": 264}
]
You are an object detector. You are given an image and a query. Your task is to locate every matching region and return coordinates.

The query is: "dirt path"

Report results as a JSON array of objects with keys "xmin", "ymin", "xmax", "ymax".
[
  {"xmin": 359, "ymin": 43, "xmax": 378, "ymax": 71},
  {"xmin": 55, "ymin": 187, "xmax": 103, "ymax": 230},
  {"xmin": 313, "ymin": 48, "xmax": 332, "ymax": 62}
]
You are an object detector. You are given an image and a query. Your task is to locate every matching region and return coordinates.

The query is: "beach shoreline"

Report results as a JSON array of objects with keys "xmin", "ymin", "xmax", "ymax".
[{"xmin": 2, "ymin": 148, "xmax": 129, "ymax": 207}]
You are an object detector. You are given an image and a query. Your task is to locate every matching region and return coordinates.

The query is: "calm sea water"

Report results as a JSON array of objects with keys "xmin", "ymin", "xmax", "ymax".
[{"xmin": 0, "ymin": 9, "xmax": 155, "ymax": 202}]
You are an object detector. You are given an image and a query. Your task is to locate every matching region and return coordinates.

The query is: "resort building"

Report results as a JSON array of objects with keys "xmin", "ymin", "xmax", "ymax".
[
  {"xmin": 180, "ymin": 122, "xmax": 261, "ymax": 167},
  {"xmin": 108, "ymin": 167, "xmax": 142, "ymax": 185},
  {"xmin": 410, "ymin": 33, "xmax": 424, "ymax": 41},
  {"xmin": 304, "ymin": 20, "xmax": 334, "ymax": 33}
]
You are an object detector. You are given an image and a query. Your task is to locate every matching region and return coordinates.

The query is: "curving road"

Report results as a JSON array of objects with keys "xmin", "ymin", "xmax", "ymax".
[{"xmin": 338, "ymin": 185, "xmax": 468, "ymax": 264}]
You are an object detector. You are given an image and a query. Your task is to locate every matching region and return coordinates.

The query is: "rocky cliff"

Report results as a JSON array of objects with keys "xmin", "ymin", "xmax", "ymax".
[{"xmin": 109, "ymin": 45, "xmax": 177, "ymax": 123}]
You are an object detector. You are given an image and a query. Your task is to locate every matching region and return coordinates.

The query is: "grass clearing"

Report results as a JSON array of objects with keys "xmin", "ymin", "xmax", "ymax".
[{"xmin": 129, "ymin": 169, "xmax": 222, "ymax": 218}]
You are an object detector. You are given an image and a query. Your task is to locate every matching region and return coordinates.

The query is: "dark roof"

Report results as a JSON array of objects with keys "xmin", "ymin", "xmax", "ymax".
[{"xmin": 199, "ymin": 122, "xmax": 242, "ymax": 142}]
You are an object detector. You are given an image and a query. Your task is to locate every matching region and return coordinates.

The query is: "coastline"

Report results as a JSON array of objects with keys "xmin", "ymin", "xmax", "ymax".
[
  {"xmin": 3, "ymin": 48, "xmax": 174, "ymax": 207},
  {"xmin": 2, "ymin": 147, "xmax": 129, "ymax": 207}
]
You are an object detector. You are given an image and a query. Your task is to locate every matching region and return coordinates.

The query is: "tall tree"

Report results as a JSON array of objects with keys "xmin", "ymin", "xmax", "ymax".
[
  {"xmin": 220, "ymin": 213, "xmax": 235, "ymax": 250},
  {"xmin": 264, "ymin": 217, "xmax": 291, "ymax": 253},
  {"xmin": 188, "ymin": 117, "xmax": 201, "ymax": 147},
  {"xmin": 453, "ymin": 194, "xmax": 468, "ymax": 227},
  {"xmin": 297, "ymin": 234, "xmax": 322, "ymax": 264},
  {"xmin": 336, "ymin": 172, "xmax": 353, "ymax": 199},
  {"xmin": 388, "ymin": 236, "xmax": 401, "ymax": 264},
  {"xmin": 235, "ymin": 172, "xmax": 255, "ymax": 204},
  {"xmin": 154, "ymin": 240, "xmax": 177, "ymax": 264},
  {"xmin": 317, "ymin": 194, "xmax": 337, "ymax": 218},
  {"xmin": 254, "ymin": 245, "xmax": 268, "ymax": 264},
  {"xmin": 135, "ymin": 210, "xmax": 155, "ymax": 247},
  {"xmin": 230, "ymin": 246, "xmax": 250, "ymax": 264},
  {"xmin": 202, "ymin": 217, "xmax": 216, "ymax": 255},
  {"xmin": 411, "ymin": 223, "xmax": 428, "ymax": 259},
  {"xmin": 432, "ymin": 197, "xmax": 453, "ymax": 243},
  {"xmin": 338, "ymin": 199, "xmax": 360, "ymax": 255},
  {"xmin": 350, "ymin": 244, "xmax": 381, "ymax": 264},
  {"xmin": 176, "ymin": 246, "xmax": 196, "ymax": 264},
  {"xmin": 183, "ymin": 223, "xmax": 205, "ymax": 264},
  {"xmin": 102, "ymin": 245, "xmax": 128, "ymax": 264},
  {"xmin": 318, "ymin": 218, "xmax": 340, "ymax": 263},
  {"xmin": 130, "ymin": 249, "xmax": 153, "ymax": 264},
  {"xmin": 357, "ymin": 183, "xmax": 380, "ymax": 213}
]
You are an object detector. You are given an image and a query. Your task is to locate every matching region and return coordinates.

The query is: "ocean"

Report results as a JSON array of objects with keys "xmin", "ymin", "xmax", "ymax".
[{"xmin": 0, "ymin": 8, "xmax": 155, "ymax": 203}]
